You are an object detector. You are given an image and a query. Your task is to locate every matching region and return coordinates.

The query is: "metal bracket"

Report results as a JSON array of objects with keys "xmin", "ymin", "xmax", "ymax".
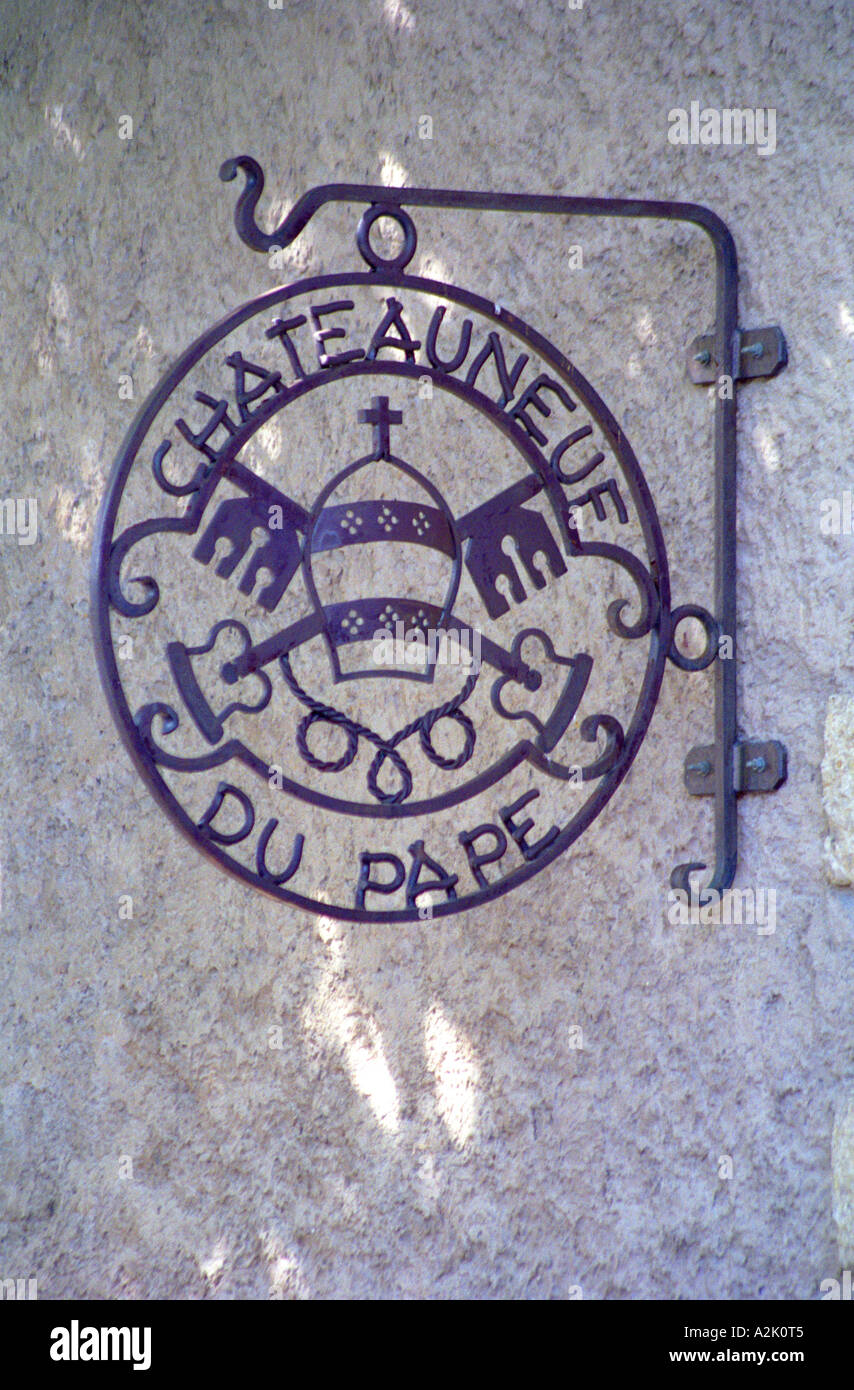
[
  {"xmin": 685, "ymin": 740, "xmax": 788, "ymax": 797},
  {"xmin": 688, "ymin": 325, "xmax": 788, "ymax": 385},
  {"xmin": 215, "ymin": 159, "xmax": 795, "ymax": 904},
  {"xmin": 88, "ymin": 157, "xmax": 794, "ymax": 920}
]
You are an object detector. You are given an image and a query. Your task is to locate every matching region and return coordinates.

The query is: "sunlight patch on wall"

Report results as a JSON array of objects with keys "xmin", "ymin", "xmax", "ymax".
[
  {"xmin": 53, "ymin": 482, "xmax": 93, "ymax": 551},
  {"xmin": 303, "ymin": 916, "xmax": 401, "ymax": 1133},
  {"xmin": 379, "ymin": 150, "xmax": 409, "ymax": 187},
  {"xmin": 260, "ymin": 1230, "xmax": 311, "ymax": 1299},
  {"xmin": 198, "ymin": 1239, "xmax": 228, "ymax": 1286},
  {"xmin": 423, "ymin": 1001, "xmax": 480, "ymax": 1146},
  {"xmin": 45, "ymin": 104, "xmax": 86, "ymax": 161},
  {"xmin": 133, "ymin": 324, "xmax": 156, "ymax": 358},
  {"xmin": 254, "ymin": 419, "xmax": 283, "ymax": 465},
  {"xmin": 337, "ymin": 1000, "xmax": 400, "ymax": 1132},
  {"xmin": 416, "ymin": 252, "xmax": 453, "ymax": 284},
  {"xmin": 752, "ymin": 421, "xmax": 780, "ymax": 472},
  {"xmin": 383, "ymin": 0, "xmax": 415, "ymax": 34},
  {"xmin": 634, "ymin": 309, "xmax": 658, "ymax": 346}
]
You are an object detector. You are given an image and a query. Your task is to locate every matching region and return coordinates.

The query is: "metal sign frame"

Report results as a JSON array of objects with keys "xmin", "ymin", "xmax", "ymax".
[{"xmin": 90, "ymin": 156, "xmax": 788, "ymax": 917}]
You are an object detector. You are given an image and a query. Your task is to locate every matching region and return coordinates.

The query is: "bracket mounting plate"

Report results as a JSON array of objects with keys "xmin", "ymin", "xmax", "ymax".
[
  {"xmin": 685, "ymin": 739, "xmax": 788, "ymax": 797},
  {"xmin": 688, "ymin": 325, "xmax": 788, "ymax": 385}
]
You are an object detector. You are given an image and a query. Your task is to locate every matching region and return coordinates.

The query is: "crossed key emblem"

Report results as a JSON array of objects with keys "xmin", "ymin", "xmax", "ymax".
[
  {"xmin": 458, "ymin": 477, "xmax": 567, "ymax": 620},
  {"xmin": 188, "ymin": 400, "xmax": 577, "ymax": 625},
  {"xmin": 192, "ymin": 461, "xmax": 307, "ymax": 613}
]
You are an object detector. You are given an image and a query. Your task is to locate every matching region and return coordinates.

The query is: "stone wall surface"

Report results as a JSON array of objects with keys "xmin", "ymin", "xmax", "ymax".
[{"xmin": 1, "ymin": 0, "xmax": 854, "ymax": 1299}]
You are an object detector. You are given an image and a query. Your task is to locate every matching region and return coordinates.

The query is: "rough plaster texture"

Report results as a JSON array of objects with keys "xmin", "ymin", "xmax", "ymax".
[
  {"xmin": 2, "ymin": 0, "xmax": 854, "ymax": 1300},
  {"xmin": 832, "ymin": 1098, "xmax": 854, "ymax": 1269},
  {"xmin": 822, "ymin": 694, "xmax": 854, "ymax": 885}
]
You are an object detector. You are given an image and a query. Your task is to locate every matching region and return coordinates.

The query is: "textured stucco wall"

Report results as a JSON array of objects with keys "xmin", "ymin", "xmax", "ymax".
[{"xmin": 2, "ymin": 0, "xmax": 854, "ymax": 1299}]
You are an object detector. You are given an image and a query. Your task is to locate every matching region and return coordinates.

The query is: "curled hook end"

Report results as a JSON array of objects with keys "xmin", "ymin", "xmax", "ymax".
[
  {"xmin": 670, "ymin": 860, "xmax": 707, "ymax": 894},
  {"xmin": 670, "ymin": 860, "xmax": 732, "ymax": 910},
  {"xmin": 219, "ymin": 154, "xmax": 263, "ymax": 186},
  {"xmin": 218, "ymin": 154, "xmax": 280, "ymax": 253}
]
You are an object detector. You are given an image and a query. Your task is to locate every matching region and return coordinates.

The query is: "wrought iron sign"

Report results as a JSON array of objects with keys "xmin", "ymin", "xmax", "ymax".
[{"xmin": 91, "ymin": 157, "xmax": 788, "ymax": 921}]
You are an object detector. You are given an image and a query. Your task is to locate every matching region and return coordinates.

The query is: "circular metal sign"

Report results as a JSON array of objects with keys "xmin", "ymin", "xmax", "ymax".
[{"xmin": 92, "ymin": 240, "xmax": 672, "ymax": 920}]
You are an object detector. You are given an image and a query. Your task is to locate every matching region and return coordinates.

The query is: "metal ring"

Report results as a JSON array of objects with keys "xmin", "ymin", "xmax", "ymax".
[
  {"xmin": 298, "ymin": 710, "xmax": 359, "ymax": 772},
  {"xmin": 356, "ymin": 204, "xmax": 417, "ymax": 271},
  {"xmin": 668, "ymin": 604, "xmax": 719, "ymax": 671},
  {"xmin": 419, "ymin": 709, "xmax": 476, "ymax": 770}
]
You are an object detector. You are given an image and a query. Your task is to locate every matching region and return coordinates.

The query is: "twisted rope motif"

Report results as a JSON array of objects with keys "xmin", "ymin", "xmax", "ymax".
[{"xmin": 279, "ymin": 653, "xmax": 480, "ymax": 804}]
